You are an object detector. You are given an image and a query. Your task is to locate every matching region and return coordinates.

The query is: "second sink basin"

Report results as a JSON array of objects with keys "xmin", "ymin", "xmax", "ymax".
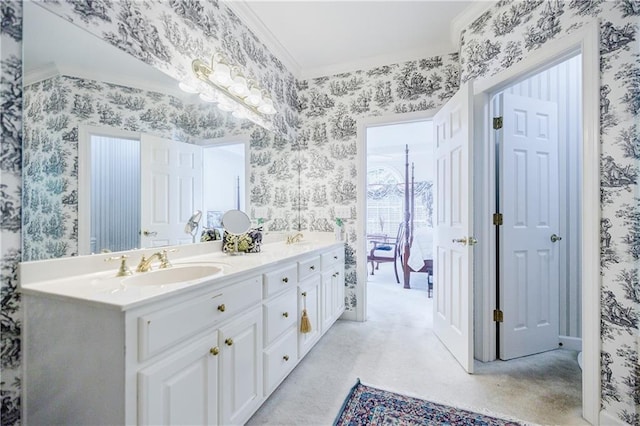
[{"xmin": 123, "ymin": 265, "xmax": 223, "ymax": 286}]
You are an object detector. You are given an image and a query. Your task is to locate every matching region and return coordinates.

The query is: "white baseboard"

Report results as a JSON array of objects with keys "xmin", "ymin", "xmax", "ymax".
[
  {"xmin": 559, "ymin": 335, "xmax": 582, "ymax": 352},
  {"xmin": 340, "ymin": 309, "xmax": 358, "ymax": 321},
  {"xmin": 600, "ymin": 409, "xmax": 626, "ymax": 426}
]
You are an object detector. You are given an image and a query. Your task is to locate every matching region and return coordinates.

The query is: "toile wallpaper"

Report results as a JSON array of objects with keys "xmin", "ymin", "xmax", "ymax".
[
  {"xmin": 1, "ymin": 1, "xmax": 22, "ymax": 423},
  {"xmin": 458, "ymin": 1, "xmax": 639, "ymax": 422},
  {"xmin": 296, "ymin": 54, "xmax": 460, "ymax": 314},
  {"xmin": 22, "ymin": 74, "xmax": 294, "ymax": 261},
  {"xmin": 2, "ymin": 0, "xmax": 639, "ymax": 424}
]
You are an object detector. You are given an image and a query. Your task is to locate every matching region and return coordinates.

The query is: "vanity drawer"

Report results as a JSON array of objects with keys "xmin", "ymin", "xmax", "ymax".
[
  {"xmin": 298, "ymin": 256, "xmax": 321, "ymax": 281},
  {"xmin": 263, "ymin": 264, "xmax": 297, "ymax": 298},
  {"xmin": 138, "ymin": 275, "xmax": 261, "ymax": 361},
  {"xmin": 263, "ymin": 289, "xmax": 297, "ymax": 345},
  {"xmin": 263, "ymin": 327, "xmax": 298, "ymax": 395},
  {"xmin": 321, "ymin": 247, "xmax": 344, "ymax": 270}
]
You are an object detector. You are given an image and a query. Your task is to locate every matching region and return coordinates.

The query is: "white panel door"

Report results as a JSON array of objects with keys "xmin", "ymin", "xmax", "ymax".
[
  {"xmin": 433, "ymin": 81, "xmax": 474, "ymax": 373},
  {"xmin": 140, "ymin": 134, "xmax": 203, "ymax": 248},
  {"xmin": 499, "ymin": 93, "xmax": 560, "ymax": 360}
]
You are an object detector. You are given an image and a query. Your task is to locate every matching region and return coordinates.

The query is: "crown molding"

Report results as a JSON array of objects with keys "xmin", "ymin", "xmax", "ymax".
[
  {"xmin": 224, "ymin": 1, "xmax": 302, "ymax": 78},
  {"xmin": 24, "ymin": 63, "xmax": 60, "ymax": 86},
  {"xmin": 300, "ymin": 44, "xmax": 456, "ymax": 81},
  {"xmin": 450, "ymin": 1, "xmax": 496, "ymax": 50}
]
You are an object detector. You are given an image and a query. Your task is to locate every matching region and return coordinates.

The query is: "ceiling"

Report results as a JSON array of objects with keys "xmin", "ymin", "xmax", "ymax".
[{"xmin": 227, "ymin": 1, "xmax": 491, "ymax": 79}]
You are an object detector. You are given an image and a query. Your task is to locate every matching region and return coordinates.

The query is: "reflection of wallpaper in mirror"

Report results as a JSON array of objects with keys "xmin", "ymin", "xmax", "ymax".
[{"xmin": 22, "ymin": 74, "xmax": 271, "ymax": 260}]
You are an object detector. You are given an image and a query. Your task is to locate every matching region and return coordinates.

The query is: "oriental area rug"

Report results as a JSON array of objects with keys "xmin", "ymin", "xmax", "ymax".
[{"xmin": 334, "ymin": 379, "xmax": 526, "ymax": 426}]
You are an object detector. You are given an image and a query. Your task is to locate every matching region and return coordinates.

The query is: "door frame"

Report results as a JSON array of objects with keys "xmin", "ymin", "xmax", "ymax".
[
  {"xmin": 472, "ymin": 21, "xmax": 600, "ymax": 424},
  {"xmin": 355, "ymin": 110, "xmax": 434, "ymax": 322}
]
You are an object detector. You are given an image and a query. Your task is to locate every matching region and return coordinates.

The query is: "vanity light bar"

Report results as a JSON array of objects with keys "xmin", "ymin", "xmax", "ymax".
[{"xmin": 187, "ymin": 57, "xmax": 277, "ymax": 116}]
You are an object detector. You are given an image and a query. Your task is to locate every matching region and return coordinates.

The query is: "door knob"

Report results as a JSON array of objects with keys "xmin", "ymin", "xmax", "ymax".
[
  {"xmin": 550, "ymin": 234, "xmax": 562, "ymax": 243},
  {"xmin": 142, "ymin": 230, "xmax": 157, "ymax": 237},
  {"xmin": 468, "ymin": 237, "xmax": 478, "ymax": 246},
  {"xmin": 452, "ymin": 238, "xmax": 468, "ymax": 245}
]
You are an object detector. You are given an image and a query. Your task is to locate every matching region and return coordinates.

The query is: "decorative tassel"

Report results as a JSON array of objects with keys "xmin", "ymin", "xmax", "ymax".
[{"xmin": 300, "ymin": 292, "xmax": 312, "ymax": 333}]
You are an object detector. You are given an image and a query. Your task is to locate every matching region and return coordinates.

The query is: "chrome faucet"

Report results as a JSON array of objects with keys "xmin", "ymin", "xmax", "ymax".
[
  {"xmin": 286, "ymin": 233, "xmax": 304, "ymax": 244},
  {"xmin": 136, "ymin": 249, "xmax": 173, "ymax": 272}
]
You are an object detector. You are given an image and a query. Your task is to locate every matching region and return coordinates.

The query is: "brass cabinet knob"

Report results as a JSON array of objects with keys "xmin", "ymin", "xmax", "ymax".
[
  {"xmin": 217, "ymin": 304, "xmax": 226, "ymax": 312},
  {"xmin": 333, "ymin": 255, "xmax": 338, "ymax": 260},
  {"xmin": 301, "ymin": 292, "xmax": 307, "ymax": 297},
  {"xmin": 282, "ymin": 277, "xmax": 288, "ymax": 283},
  {"xmin": 309, "ymin": 265, "xmax": 315, "ymax": 270},
  {"xmin": 283, "ymin": 355, "xmax": 289, "ymax": 361},
  {"xmin": 225, "ymin": 338, "xmax": 233, "ymax": 346},
  {"xmin": 282, "ymin": 312, "xmax": 289, "ymax": 318},
  {"xmin": 209, "ymin": 346, "xmax": 220, "ymax": 356}
]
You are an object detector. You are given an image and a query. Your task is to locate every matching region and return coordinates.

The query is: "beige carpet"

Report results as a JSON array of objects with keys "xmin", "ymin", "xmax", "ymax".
[{"xmin": 247, "ymin": 265, "xmax": 586, "ymax": 426}]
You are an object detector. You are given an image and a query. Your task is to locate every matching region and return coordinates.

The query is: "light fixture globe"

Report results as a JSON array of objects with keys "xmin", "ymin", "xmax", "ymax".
[
  {"xmin": 257, "ymin": 97, "xmax": 276, "ymax": 115},
  {"xmin": 244, "ymin": 87, "xmax": 262, "ymax": 107},
  {"xmin": 178, "ymin": 80, "xmax": 199, "ymax": 93},
  {"xmin": 210, "ymin": 62, "xmax": 232, "ymax": 87},
  {"xmin": 229, "ymin": 76, "xmax": 249, "ymax": 97}
]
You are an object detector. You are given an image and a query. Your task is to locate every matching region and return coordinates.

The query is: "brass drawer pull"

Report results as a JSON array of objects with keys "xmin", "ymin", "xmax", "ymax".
[
  {"xmin": 225, "ymin": 338, "xmax": 233, "ymax": 346},
  {"xmin": 333, "ymin": 255, "xmax": 338, "ymax": 260},
  {"xmin": 209, "ymin": 346, "xmax": 220, "ymax": 356},
  {"xmin": 283, "ymin": 355, "xmax": 289, "ymax": 361},
  {"xmin": 282, "ymin": 277, "xmax": 289, "ymax": 283},
  {"xmin": 217, "ymin": 304, "xmax": 226, "ymax": 312},
  {"xmin": 301, "ymin": 292, "xmax": 307, "ymax": 297},
  {"xmin": 282, "ymin": 312, "xmax": 289, "ymax": 318}
]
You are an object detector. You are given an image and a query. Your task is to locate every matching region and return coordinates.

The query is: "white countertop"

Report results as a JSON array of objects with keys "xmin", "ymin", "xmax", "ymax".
[{"xmin": 19, "ymin": 234, "xmax": 344, "ymax": 311}]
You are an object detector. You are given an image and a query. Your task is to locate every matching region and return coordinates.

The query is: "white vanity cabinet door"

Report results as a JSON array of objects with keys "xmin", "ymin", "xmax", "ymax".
[
  {"xmin": 138, "ymin": 332, "xmax": 219, "ymax": 426},
  {"xmin": 298, "ymin": 275, "xmax": 322, "ymax": 358},
  {"xmin": 219, "ymin": 306, "xmax": 264, "ymax": 426},
  {"xmin": 321, "ymin": 247, "xmax": 345, "ymax": 333}
]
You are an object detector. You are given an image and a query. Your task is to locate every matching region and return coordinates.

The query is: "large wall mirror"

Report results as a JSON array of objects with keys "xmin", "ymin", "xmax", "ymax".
[{"xmin": 22, "ymin": 2, "xmax": 270, "ymax": 260}]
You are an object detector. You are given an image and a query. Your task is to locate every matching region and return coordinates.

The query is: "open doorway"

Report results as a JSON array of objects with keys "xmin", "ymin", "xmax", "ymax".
[{"xmin": 364, "ymin": 119, "xmax": 435, "ymax": 320}]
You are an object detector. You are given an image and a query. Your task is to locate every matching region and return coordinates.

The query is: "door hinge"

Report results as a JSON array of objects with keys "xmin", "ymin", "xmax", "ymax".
[
  {"xmin": 493, "ymin": 309, "xmax": 504, "ymax": 322},
  {"xmin": 493, "ymin": 116, "xmax": 503, "ymax": 130},
  {"xmin": 493, "ymin": 213, "xmax": 503, "ymax": 226}
]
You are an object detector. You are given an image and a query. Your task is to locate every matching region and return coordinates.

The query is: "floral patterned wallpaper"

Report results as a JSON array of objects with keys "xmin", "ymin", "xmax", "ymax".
[
  {"xmin": 1, "ymin": 0, "xmax": 22, "ymax": 422},
  {"xmin": 296, "ymin": 54, "xmax": 460, "ymax": 315},
  {"xmin": 459, "ymin": 0, "xmax": 638, "ymax": 422},
  {"xmin": 22, "ymin": 74, "xmax": 293, "ymax": 260}
]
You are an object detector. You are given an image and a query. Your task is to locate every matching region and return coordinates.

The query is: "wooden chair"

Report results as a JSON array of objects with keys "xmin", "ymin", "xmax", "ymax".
[{"xmin": 367, "ymin": 225, "xmax": 402, "ymax": 284}]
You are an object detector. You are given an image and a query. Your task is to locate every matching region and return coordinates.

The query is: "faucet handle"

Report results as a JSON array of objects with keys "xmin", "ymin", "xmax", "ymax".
[
  {"xmin": 105, "ymin": 255, "xmax": 133, "ymax": 277},
  {"xmin": 159, "ymin": 249, "xmax": 176, "ymax": 269}
]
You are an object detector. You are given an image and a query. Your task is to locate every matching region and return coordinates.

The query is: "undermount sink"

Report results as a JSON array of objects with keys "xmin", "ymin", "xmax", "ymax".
[{"xmin": 122, "ymin": 265, "xmax": 223, "ymax": 286}]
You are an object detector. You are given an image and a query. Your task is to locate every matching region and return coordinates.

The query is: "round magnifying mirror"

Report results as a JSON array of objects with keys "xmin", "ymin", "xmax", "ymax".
[
  {"xmin": 221, "ymin": 210, "xmax": 251, "ymax": 235},
  {"xmin": 221, "ymin": 210, "xmax": 251, "ymax": 256}
]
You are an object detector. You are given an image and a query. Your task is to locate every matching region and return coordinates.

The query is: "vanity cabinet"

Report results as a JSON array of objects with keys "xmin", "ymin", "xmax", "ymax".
[{"xmin": 22, "ymin": 241, "xmax": 345, "ymax": 425}]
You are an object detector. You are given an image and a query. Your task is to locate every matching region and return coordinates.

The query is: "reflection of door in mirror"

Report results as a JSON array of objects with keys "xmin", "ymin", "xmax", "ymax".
[
  {"xmin": 78, "ymin": 127, "xmax": 204, "ymax": 254},
  {"xmin": 141, "ymin": 133, "xmax": 203, "ymax": 248},
  {"xmin": 203, "ymin": 142, "xmax": 246, "ymax": 220}
]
